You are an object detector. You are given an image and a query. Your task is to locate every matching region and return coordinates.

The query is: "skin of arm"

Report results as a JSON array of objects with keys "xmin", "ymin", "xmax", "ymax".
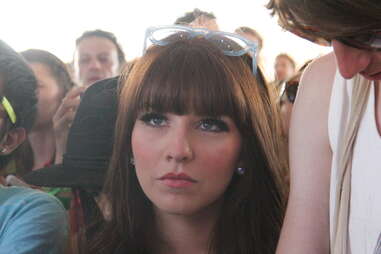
[{"xmin": 276, "ymin": 53, "xmax": 336, "ymax": 254}]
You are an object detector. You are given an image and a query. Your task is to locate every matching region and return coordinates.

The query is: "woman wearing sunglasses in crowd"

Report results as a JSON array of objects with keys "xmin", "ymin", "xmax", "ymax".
[
  {"xmin": 279, "ymin": 60, "xmax": 312, "ymax": 138},
  {"xmin": 85, "ymin": 25, "xmax": 287, "ymax": 254}
]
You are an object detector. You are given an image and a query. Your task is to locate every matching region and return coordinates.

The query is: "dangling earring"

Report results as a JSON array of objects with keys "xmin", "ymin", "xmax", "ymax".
[
  {"xmin": 130, "ymin": 157, "xmax": 135, "ymax": 165},
  {"xmin": 236, "ymin": 167, "xmax": 245, "ymax": 175}
]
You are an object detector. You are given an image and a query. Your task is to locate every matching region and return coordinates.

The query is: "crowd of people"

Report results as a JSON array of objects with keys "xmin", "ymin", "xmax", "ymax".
[{"xmin": 0, "ymin": 1, "xmax": 380, "ymax": 253}]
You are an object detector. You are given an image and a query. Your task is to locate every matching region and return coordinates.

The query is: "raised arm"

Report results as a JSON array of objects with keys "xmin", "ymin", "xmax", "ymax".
[{"xmin": 276, "ymin": 53, "xmax": 336, "ymax": 254}]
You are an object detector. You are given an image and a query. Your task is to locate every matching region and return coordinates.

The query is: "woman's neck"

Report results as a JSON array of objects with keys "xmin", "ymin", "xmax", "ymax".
[
  {"xmin": 28, "ymin": 126, "xmax": 55, "ymax": 170},
  {"xmin": 154, "ymin": 201, "xmax": 222, "ymax": 254}
]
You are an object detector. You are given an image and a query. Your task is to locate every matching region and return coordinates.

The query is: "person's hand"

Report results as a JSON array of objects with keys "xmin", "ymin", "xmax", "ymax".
[{"xmin": 53, "ymin": 86, "xmax": 86, "ymax": 163}]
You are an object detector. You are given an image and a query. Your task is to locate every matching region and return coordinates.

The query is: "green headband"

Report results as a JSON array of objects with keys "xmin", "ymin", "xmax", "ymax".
[{"xmin": 2, "ymin": 96, "xmax": 16, "ymax": 124}]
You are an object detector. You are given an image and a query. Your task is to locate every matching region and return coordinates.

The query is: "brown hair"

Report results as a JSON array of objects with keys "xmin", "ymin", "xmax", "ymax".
[
  {"xmin": 267, "ymin": 0, "xmax": 381, "ymax": 40},
  {"xmin": 87, "ymin": 37, "xmax": 286, "ymax": 254}
]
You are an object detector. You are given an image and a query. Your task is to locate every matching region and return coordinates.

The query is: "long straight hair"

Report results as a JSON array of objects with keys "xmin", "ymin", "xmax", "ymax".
[{"xmin": 87, "ymin": 37, "xmax": 286, "ymax": 254}]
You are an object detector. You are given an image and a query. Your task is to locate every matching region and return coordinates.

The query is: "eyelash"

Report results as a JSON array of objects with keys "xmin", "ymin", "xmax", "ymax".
[
  {"xmin": 139, "ymin": 112, "xmax": 167, "ymax": 127},
  {"xmin": 138, "ymin": 112, "xmax": 230, "ymax": 132}
]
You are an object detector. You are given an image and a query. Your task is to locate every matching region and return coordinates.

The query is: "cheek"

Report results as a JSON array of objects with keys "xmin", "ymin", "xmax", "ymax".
[{"xmin": 196, "ymin": 137, "xmax": 241, "ymax": 183}]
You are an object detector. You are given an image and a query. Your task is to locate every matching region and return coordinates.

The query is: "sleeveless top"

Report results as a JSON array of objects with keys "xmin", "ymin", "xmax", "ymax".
[{"xmin": 328, "ymin": 71, "xmax": 381, "ymax": 253}]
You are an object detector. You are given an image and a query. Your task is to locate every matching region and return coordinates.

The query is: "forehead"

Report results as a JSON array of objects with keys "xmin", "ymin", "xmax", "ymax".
[{"xmin": 76, "ymin": 36, "xmax": 118, "ymax": 56}]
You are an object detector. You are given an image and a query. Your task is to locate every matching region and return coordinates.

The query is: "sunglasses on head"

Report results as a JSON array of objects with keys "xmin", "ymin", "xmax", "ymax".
[
  {"xmin": 287, "ymin": 25, "xmax": 381, "ymax": 51},
  {"xmin": 143, "ymin": 25, "xmax": 259, "ymax": 75}
]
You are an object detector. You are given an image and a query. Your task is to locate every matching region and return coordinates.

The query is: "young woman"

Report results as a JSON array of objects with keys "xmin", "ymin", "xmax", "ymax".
[
  {"xmin": 20, "ymin": 49, "xmax": 80, "ymax": 170},
  {"xmin": 88, "ymin": 26, "xmax": 286, "ymax": 254}
]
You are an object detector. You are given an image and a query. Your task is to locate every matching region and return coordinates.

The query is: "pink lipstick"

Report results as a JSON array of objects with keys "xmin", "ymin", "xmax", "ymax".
[{"xmin": 159, "ymin": 172, "xmax": 197, "ymax": 188}]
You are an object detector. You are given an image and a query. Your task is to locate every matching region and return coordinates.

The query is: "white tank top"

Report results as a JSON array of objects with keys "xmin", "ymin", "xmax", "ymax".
[{"xmin": 328, "ymin": 71, "xmax": 381, "ymax": 253}]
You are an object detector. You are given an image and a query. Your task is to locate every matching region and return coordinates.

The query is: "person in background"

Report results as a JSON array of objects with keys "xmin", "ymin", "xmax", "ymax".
[
  {"xmin": 0, "ymin": 40, "xmax": 67, "ymax": 253},
  {"xmin": 86, "ymin": 25, "xmax": 285, "ymax": 254},
  {"xmin": 235, "ymin": 26, "xmax": 264, "ymax": 54},
  {"xmin": 267, "ymin": 0, "xmax": 381, "ymax": 253},
  {"xmin": 274, "ymin": 53, "xmax": 296, "ymax": 83},
  {"xmin": 73, "ymin": 29, "xmax": 126, "ymax": 87},
  {"xmin": 279, "ymin": 60, "xmax": 312, "ymax": 138},
  {"xmin": 175, "ymin": 8, "xmax": 219, "ymax": 30},
  {"xmin": 24, "ymin": 77, "xmax": 118, "ymax": 254}
]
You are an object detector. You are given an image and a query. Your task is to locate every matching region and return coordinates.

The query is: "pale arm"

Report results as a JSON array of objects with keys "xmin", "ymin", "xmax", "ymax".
[{"xmin": 276, "ymin": 53, "xmax": 336, "ymax": 254}]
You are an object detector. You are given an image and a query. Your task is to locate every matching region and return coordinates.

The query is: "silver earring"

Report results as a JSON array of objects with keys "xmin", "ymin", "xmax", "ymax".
[
  {"xmin": 1, "ymin": 147, "xmax": 7, "ymax": 154},
  {"xmin": 236, "ymin": 167, "xmax": 245, "ymax": 175},
  {"xmin": 130, "ymin": 157, "xmax": 135, "ymax": 165}
]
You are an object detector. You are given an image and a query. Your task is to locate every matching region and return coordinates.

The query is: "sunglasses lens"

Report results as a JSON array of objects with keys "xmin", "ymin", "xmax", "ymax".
[
  {"xmin": 207, "ymin": 34, "xmax": 249, "ymax": 56},
  {"xmin": 150, "ymin": 27, "xmax": 191, "ymax": 45},
  {"xmin": 286, "ymin": 83, "xmax": 298, "ymax": 103}
]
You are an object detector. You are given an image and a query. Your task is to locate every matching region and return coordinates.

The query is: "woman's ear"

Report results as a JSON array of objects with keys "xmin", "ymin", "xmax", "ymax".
[{"xmin": 0, "ymin": 128, "xmax": 26, "ymax": 155}]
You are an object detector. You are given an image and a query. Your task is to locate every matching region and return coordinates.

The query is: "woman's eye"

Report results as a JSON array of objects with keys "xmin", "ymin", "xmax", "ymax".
[
  {"xmin": 139, "ymin": 113, "xmax": 167, "ymax": 127},
  {"xmin": 199, "ymin": 118, "xmax": 229, "ymax": 132}
]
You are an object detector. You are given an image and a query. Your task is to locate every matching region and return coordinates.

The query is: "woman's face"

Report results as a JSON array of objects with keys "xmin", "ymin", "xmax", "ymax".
[
  {"xmin": 29, "ymin": 63, "xmax": 64, "ymax": 128},
  {"xmin": 131, "ymin": 112, "xmax": 242, "ymax": 216}
]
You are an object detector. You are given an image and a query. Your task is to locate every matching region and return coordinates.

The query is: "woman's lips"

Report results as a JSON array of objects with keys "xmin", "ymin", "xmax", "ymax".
[{"xmin": 159, "ymin": 172, "xmax": 197, "ymax": 188}]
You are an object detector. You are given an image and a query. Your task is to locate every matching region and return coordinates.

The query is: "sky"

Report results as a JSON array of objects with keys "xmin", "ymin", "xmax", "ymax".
[{"xmin": 1, "ymin": 0, "xmax": 331, "ymax": 79}]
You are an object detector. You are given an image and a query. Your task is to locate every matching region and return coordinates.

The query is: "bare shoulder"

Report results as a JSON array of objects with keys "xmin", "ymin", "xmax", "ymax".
[
  {"xmin": 298, "ymin": 52, "xmax": 336, "ymax": 102},
  {"xmin": 292, "ymin": 52, "xmax": 336, "ymax": 139},
  {"xmin": 276, "ymin": 52, "xmax": 336, "ymax": 254},
  {"xmin": 290, "ymin": 51, "xmax": 336, "ymax": 185}
]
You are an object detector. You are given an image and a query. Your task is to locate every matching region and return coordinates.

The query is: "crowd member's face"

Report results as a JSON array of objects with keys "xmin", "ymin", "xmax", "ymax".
[
  {"xmin": 236, "ymin": 31, "xmax": 260, "ymax": 49},
  {"xmin": 131, "ymin": 113, "xmax": 241, "ymax": 216},
  {"xmin": 332, "ymin": 40, "xmax": 381, "ymax": 81},
  {"xmin": 29, "ymin": 63, "xmax": 64, "ymax": 128},
  {"xmin": 274, "ymin": 56, "xmax": 295, "ymax": 81},
  {"xmin": 73, "ymin": 36, "xmax": 119, "ymax": 87}
]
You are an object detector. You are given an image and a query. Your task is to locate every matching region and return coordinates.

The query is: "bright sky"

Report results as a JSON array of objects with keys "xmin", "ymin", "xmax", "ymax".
[{"xmin": 1, "ymin": 0, "xmax": 331, "ymax": 79}]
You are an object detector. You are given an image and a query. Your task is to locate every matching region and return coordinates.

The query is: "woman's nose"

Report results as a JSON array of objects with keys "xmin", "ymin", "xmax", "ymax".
[
  {"xmin": 165, "ymin": 127, "xmax": 194, "ymax": 163},
  {"xmin": 332, "ymin": 40, "xmax": 372, "ymax": 79}
]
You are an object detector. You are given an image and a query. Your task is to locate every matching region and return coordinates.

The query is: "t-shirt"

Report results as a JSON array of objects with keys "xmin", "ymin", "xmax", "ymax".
[{"xmin": 0, "ymin": 185, "xmax": 68, "ymax": 254}]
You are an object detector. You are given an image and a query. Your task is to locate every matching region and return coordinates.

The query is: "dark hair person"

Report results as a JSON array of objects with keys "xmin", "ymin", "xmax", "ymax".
[
  {"xmin": 0, "ymin": 40, "xmax": 67, "ymax": 253},
  {"xmin": 87, "ymin": 25, "xmax": 286, "ymax": 254},
  {"xmin": 268, "ymin": 0, "xmax": 381, "ymax": 253}
]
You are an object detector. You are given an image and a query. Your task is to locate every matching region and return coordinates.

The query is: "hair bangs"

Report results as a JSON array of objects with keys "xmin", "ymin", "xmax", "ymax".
[{"xmin": 136, "ymin": 40, "xmax": 240, "ymax": 118}]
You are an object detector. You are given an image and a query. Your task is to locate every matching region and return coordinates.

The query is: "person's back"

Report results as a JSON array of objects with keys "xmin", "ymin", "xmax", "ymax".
[{"xmin": 0, "ymin": 186, "xmax": 67, "ymax": 253}]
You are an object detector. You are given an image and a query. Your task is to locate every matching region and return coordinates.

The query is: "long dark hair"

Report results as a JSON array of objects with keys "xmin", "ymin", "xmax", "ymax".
[
  {"xmin": 88, "ymin": 37, "xmax": 286, "ymax": 254},
  {"xmin": 0, "ymin": 41, "xmax": 37, "ymax": 172}
]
